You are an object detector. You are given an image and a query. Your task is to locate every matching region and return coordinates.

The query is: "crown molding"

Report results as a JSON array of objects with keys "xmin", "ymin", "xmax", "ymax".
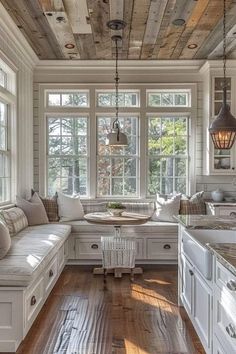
[
  {"xmin": 0, "ymin": 3, "xmax": 38, "ymax": 68},
  {"xmin": 200, "ymin": 59, "xmax": 236, "ymax": 74}
]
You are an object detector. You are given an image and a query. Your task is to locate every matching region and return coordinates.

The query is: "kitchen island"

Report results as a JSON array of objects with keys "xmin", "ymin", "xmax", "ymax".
[{"xmin": 176, "ymin": 215, "xmax": 236, "ymax": 354}]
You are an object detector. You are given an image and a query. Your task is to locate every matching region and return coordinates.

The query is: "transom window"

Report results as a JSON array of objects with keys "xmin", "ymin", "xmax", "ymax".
[
  {"xmin": 147, "ymin": 115, "xmax": 189, "ymax": 195},
  {"xmin": 97, "ymin": 116, "xmax": 139, "ymax": 197},
  {"xmin": 0, "ymin": 101, "xmax": 10, "ymax": 203},
  {"xmin": 47, "ymin": 91, "xmax": 89, "ymax": 107},
  {"xmin": 0, "ymin": 69, "xmax": 7, "ymax": 89},
  {"xmin": 47, "ymin": 116, "xmax": 88, "ymax": 196},
  {"xmin": 97, "ymin": 91, "xmax": 139, "ymax": 107},
  {"xmin": 147, "ymin": 90, "xmax": 190, "ymax": 107}
]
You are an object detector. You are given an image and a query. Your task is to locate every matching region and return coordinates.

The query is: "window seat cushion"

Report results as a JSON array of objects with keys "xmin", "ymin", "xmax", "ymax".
[{"xmin": 0, "ymin": 224, "xmax": 71, "ymax": 287}]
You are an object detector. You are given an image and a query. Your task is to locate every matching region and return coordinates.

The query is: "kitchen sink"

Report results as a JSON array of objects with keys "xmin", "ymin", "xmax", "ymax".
[{"xmin": 182, "ymin": 229, "xmax": 236, "ymax": 280}]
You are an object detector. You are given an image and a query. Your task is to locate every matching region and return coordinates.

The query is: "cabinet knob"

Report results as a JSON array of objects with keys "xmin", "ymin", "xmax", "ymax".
[
  {"xmin": 189, "ymin": 269, "xmax": 194, "ymax": 276},
  {"xmin": 226, "ymin": 323, "xmax": 236, "ymax": 338},
  {"xmin": 163, "ymin": 244, "xmax": 171, "ymax": 250},
  {"xmin": 226, "ymin": 280, "xmax": 236, "ymax": 291},
  {"xmin": 91, "ymin": 244, "xmax": 98, "ymax": 249},
  {"xmin": 232, "ymin": 167, "xmax": 235, "ymax": 170},
  {"xmin": 30, "ymin": 295, "xmax": 37, "ymax": 306},
  {"xmin": 49, "ymin": 269, "xmax": 54, "ymax": 278}
]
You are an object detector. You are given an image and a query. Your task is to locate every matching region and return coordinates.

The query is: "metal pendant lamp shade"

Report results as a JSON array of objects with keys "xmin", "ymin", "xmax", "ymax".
[
  {"xmin": 209, "ymin": 0, "xmax": 236, "ymax": 150},
  {"xmin": 106, "ymin": 20, "xmax": 128, "ymax": 147}
]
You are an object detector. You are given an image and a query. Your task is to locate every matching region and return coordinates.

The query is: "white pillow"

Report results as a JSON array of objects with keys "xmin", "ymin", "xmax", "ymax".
[
  {"xmin": 152, "ymin": 194, "xmax": 181, "ymax": 222},
  {"xmin": 16, "ymin": 193, "xmax": 49, "ymax": 226},
  {"xmin": 57, "ymin": 192, "xmax": 84, "ymax": 222},
  {"xmin": 0, "ymin": 220, "xmax": 11, "ymax": 259}
]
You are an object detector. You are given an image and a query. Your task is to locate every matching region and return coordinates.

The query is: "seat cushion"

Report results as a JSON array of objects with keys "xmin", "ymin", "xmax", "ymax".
[{"xmin": 0, "ymin": 224, "xmax": 71, "ymax": 286}]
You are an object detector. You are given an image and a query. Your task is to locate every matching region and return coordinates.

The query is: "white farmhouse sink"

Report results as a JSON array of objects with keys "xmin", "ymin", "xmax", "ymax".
[{"xmin": 182, "ymin": 229, "xmax": 236, "ymax": 280}]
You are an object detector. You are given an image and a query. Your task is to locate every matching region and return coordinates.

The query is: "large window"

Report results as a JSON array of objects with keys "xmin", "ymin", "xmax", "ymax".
[
  {"xmin": 47, "ymin": 116, "xmax": 88, "ymax": 196},
  {"xmin": 148, "ymin": 115, "xmax": 189, "ymax": 195},
  {"xmin": 97, "ymin": 116, "xmax": 139, "ymax": 197},
  {"xmin": 0, "ymin": 101, "xmax": 10, "ymax": 203}
]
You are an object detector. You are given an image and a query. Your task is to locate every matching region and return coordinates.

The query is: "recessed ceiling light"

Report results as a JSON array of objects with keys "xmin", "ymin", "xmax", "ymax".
[
  {"xmin": 56, "ymin": 16, "xmax": 65, "ymax": 23},
  {"xmin": 46, "ymin": 13, "xmax": 53, "ymax": 16},
  {"xmin": 172, "ymin": 18, "xmax": 185, "ymax": 26},
  {"xmin": 188, "ymin": 43, "xmax": 198, "ymax": 49},
  {"xmin": 65, "ymin": 43, "xmax": 75, "ymax": 49}
]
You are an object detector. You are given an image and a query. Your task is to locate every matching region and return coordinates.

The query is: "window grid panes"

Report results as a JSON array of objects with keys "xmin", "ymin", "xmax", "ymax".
[
  {"xmin": 47, "ymin": 92, "xmax": 89, "ymax": 107},
  {"xmin": 148, "ymin": 116, "xmax": 189, "ymax": 195},
  {"xmin": 147, "ymin": 91, "xmax": 190, "ymax": 107},
  {"xmin": 0, "ymin": 69, "xmax": 7, "ymax": 89},
  {"xmin": 97, "ymin": 91, "xmax": 139, "ymax": 107},
  {"xmin": 47, "ymin": 116, "xmax": 88, "ymax": 196},
  {"xmin": 0, "ymin": 101, "xmax": 10, "ymax": 203},
  {"xmin": 97, "ymin": 116, "xmax": 139, "ymax": 197}
]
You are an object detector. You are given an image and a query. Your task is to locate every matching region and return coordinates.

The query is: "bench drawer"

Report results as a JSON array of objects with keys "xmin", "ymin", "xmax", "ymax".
[
  {"xmin": 147, "ymin": 239, "xmax": 177, "ymax": 260},
  {"xmin": 44, "ymin": 256, "xmax": 58, "ymax": 295},
  {"xmin": 75, "ymin": 238, "xmax": 102, "ymax": 259},
  {"xmin": 25, "ymin": 276, "xmax": 44, "ymax": 329}
]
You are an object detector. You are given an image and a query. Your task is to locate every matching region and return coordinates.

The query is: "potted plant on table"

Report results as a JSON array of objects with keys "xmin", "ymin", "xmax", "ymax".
[{"xmin": 107, "ymin": 202, "xmax": 126, "ymax": 216}]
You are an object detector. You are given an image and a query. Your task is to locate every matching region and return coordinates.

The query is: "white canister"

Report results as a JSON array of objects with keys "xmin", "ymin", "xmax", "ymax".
[{"xmin": 211, "ymin": 188, "xmax": 224, "ymax": 202}]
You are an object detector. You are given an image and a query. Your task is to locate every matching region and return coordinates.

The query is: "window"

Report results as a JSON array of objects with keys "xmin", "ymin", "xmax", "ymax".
[
  {"xmin": 147, "ymin": 115, "xmax": 189, "ymax": 195},
  {"xmin": 0, "ymin": 101, "xmax": 10, "ymax": 203},
  {"xmin": 0, "ymin": 69, "xmax": 7, "ymax": 89},
  {"xmin": 47, "ymin": 91, "xmax": 89, "ymax": 107},
  {"xmin": 47, "ymin": 116, "xmax": 88, "ymax": 196},
  {"xmin": 97, "ymin": 91, "xmax": 139, "ymax": 107},
  {"xmin": 147, "ymin": 90, "xmax": 190, "ymax": 107},
  {"xmin": 97, "ymin": 116, "xmax": 139, "ymax": 197}
]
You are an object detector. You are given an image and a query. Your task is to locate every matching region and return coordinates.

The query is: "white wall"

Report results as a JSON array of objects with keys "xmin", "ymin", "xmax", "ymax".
[{"xmin": 0, "ymin": 3, "xmax": 37, "ymax": 198}]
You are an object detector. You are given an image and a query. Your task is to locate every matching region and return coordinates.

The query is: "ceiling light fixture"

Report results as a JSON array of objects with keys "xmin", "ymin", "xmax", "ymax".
[
  {"xmin": 106, "ymin": 19, "xmax": 128, "ymax": 146},
  {"xmin": 187, "ymin": 43, "xmax": 198, "ymax": 49},
  {"xmin": 209, "ymin": 0, "xmax": 236, "ymax": 149},
  {"xmin": 172, "ymin": 18, "xmax": 185, "ymax": 26},
  {"xmin": 65, "ymin": 43, "xmax": 75, "ymax": 49}
]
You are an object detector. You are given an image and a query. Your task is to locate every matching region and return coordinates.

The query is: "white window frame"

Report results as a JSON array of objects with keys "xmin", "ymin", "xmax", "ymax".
[
  {"xmin": 0, "ymin": 54, "xmax": 17, "ymax": 206},
  {"xmin": 38, "ymin": 83, "xmax": 197, "ymax": 200}
]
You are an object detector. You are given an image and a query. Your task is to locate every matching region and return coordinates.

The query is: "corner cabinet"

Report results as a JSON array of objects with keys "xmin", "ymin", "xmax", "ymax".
[{"xmin": 202, "ymin": 64, "xmax": 236, "ymax": 175}]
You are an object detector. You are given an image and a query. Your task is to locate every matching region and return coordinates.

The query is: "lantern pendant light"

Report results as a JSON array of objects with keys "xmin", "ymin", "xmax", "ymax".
[
  {"xmin": 106, "ymin": 20, "xmax": 128, "ymax": 147},
  {"xmin": 209, "ymin": 0, "xmax": 236, "ymax": 150}
]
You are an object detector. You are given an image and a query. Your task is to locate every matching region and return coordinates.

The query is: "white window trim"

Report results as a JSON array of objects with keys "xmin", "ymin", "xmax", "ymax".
[{"xmin": 38, "ymin": 83, "xmax": 197, "ymax": 199}]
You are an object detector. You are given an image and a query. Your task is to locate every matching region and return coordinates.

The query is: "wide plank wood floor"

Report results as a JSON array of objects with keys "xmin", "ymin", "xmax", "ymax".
[{"xmin": 15, "ymin": 265, "xmax": 205, "ymax": 354}]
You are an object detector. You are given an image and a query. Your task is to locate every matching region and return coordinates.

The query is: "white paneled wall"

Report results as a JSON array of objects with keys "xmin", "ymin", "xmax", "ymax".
[{"xmin": 0, "ymin": 3, "xmax": 37, "ymax": 198}]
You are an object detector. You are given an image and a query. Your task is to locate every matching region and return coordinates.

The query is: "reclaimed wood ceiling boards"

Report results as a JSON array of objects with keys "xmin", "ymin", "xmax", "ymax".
[{"xmin": 1, "ymin": 0, "xmax": 236, "ymax": 60}]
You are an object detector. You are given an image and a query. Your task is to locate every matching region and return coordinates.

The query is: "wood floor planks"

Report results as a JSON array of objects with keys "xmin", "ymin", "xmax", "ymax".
[{"xmin": 16, "ymin": 266, "xmax": 205, "ymax": 354}]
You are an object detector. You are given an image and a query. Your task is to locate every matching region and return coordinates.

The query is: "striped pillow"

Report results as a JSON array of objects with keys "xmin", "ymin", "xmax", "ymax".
[
  {"xmin": 121, "ymin": 202, "xmax": 155, "ymax": 216},
  {"xmin": 40, "ymin": 195, "xmax": 59, "ymax": 222},
  {"xmin": 179, "ymin": 191, "xmax": 206, "ymax": 215},
  {"xmin": 1, "ymin": 207, "xmax": 28, "ymax": 236}
]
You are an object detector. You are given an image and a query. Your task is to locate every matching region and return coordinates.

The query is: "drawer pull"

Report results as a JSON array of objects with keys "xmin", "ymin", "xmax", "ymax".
[
  {"xmin": 30, "ymin": 295, "xmax": 37, "ymax": 306},
  {"xmin": 189, "ymin": 269, "xmax": 194, "ymax": 276},
  {"xmin": 163, "ymin": 244, "xmax": 171, "ymax": 250},
  {"xmin": 226, "ymin": 323, "xmax": 236, "ymax": 338},
  {"xmin": 49, "ymin": 269, "xmax": 54, "ymax": 278},
  {"xmin": 91, "ymin": 244, "xmax": 98, "ymax": 249},
  {"xmin": 226, "ymin": 280, "xmax": 236, "ymax": 291}
]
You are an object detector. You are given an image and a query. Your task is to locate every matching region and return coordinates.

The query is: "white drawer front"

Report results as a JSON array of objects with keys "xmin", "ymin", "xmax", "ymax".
[
  {"xmin": 218, "ymin": 208, "xmax": 236, "ymax": 217},
  {"xmin": 147, "ymin": 239, "xmax": 177, "ymax": 260},
  {"xmin": 76, "ymin": 238, "xmax": 102, "ymax": 259},
  {"xmin": 25, "ymin": 276, "xmax": 44, "ymax": 328},
  {"xmin": 44, "ymin": 257, "xmax": 58, "ymax": 295},
  {"xmin": 216, "ymin": 261, "xmax": 236, "ymax": 302},
  {"xmin": 213, "ymin": 335, "xmax": 227, "ymax": 354},
  {"xmin": 214, "ymin": 287, "xmax": 236, "ymax": 354}
]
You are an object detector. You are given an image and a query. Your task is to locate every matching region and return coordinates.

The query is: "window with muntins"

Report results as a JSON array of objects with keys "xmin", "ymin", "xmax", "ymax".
[
  {"xmin": 47, "ymin": 91, "xmax": 89, "ymax": 107},
  {"xmin": 47, "ymin": 116, "xmax": 88, "ymax": 196},
  {"xmin": 0, "ymin": 101, "xmax": 10, "ymax": 203}
]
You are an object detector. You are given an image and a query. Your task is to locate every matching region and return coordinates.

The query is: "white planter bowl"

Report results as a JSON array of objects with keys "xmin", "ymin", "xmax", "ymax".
[{"xmin": 107, "ymin": 208, "xmax": 125, "ymax": 216}]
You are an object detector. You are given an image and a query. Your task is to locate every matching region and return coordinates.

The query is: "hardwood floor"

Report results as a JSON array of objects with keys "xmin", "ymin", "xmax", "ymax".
[{"xmin": 16, "ymin": 265, "xmax": 205, "ymax": 354}]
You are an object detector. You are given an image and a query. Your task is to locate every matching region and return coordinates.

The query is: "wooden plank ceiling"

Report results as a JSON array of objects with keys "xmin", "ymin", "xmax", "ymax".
[{"xmin": 1, "ymin": 0, "xmax": 236, "ymax": 60}]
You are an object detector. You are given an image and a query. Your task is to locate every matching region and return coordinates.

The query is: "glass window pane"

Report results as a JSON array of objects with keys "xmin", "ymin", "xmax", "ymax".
[
  {"xmin": 148, "ymin": 91, "xmax": 190, "ymax": 107},
  {"xmin": 97, "ymin": 157, "xmax": 111, "ymax": 177},
  {"xmin": 0, "ymin": 69, "xmax": 7, "ymax": 88},
  {"xmin": 48, "ymin": 137, "xmax": 61, "ymax": 154},
  {"xmin": 124, "ymin": 178, "xmax": 137, "ymax": 196},
  {"xmin": 97, "ymin": 177, "xmax": 110, "ymax": 196},
  {"xmin": 48, "ymin": 94, "xmax": 60, "ymax": 106},
  {"xmin": 48, "ymin": 118, "xmax": 61, "ymax": 135}
]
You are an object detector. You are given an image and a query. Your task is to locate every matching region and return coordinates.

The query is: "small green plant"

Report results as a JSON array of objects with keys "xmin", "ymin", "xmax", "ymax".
[{"xmin": 107, "ymin": 202, "xmax": 126, "ymax": 209}]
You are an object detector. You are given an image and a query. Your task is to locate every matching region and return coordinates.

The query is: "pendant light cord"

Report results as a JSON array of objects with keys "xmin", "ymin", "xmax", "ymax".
[
  {"xmin": 115, "ymin": 37, "xmax": 119, "ymax": 123},
  {"xmin": 223, "ymin": 0, "xmax": 227, "ymax": 104}
]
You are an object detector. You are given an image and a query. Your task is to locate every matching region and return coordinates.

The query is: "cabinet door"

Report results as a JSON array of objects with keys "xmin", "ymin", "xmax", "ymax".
[
  {"xmin": 181, "ymin": 256, "xmax": 193, "ymax": 316},
  {"xmin": 193, "ymin": 271, "xmax": 212, "ymax": 352}
]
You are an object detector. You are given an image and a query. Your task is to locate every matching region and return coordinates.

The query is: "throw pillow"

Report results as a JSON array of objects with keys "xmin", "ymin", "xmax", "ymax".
[
  {"xmin": 57, "ymin": 192, "xmax": 84, "ymax": 222},
  {"xmin": 31, "ymin": 190, "xmax": 59, "ymax": 222},
  {"xmin": 16, "ymin": 193, "xmax": 49, "ymax": 226},
  {"xmin": 122, "ymin": 202, "xmax": 155, "ymax": 217},
  {"xmin": 0, "ymin": 220, "xmax": 11, "ymax": 259},
  {"xmin": 1, "ymin": 207, "xmax": 28, "ymax": 236},
  {"xmin": 179, "ymin": 191, "xmax": 206, "ymax": 215},
  {"xmin": 152, "ymin": 194, "xmax": 181, "ymax": 222}
]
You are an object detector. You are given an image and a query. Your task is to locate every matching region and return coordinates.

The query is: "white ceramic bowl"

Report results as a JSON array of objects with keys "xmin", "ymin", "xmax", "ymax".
[{"xmin": 107, "ymin": 208, "xmax": 125, "ymax": 216}]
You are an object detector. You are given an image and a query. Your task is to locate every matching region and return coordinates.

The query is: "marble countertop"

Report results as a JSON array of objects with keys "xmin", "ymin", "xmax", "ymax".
[
  {"xmin": 176, "ymin": 214, "xmax": 236, "ymax": 230},
  {"xmin": 206, "ymin": 243, "xmax": 236, "ymax": 277}
]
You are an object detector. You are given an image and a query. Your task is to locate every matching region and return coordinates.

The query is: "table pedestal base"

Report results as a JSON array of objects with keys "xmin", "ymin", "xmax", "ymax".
[{"xmin": 93, "ymin": 267, "xmax": 143, "ymax": 278}]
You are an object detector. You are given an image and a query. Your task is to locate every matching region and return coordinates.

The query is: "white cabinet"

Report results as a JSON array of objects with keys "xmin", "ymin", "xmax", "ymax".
[
  {"xmin": 206, "ymin": 202, "xmax": 236, "ymax": 217},
  {"xmin": 180, "ymin": 253, "xmax": 212, "ymax": 353}
]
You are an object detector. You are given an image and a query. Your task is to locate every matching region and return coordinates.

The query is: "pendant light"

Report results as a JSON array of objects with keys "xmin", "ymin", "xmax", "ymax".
[
  {"xmin": 209, "ymin": 0, "xmax": 236, "ymax": 149},
  {"xmin": 106, "ymin": 20, "xmax": 128, "ymax": 146}
]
